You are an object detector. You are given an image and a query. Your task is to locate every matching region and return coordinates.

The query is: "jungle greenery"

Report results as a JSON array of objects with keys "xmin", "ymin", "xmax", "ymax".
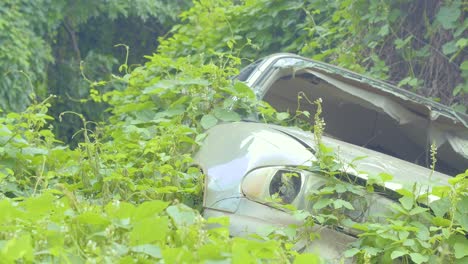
[{"xmin": 0, "ymin": 0, "xmax": 467, "ymax": 263}]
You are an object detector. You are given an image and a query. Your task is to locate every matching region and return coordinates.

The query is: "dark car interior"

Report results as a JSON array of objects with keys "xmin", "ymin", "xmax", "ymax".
[{"xmin": 262, "ymin": 68, "xmax": 467, "ymax": 176}]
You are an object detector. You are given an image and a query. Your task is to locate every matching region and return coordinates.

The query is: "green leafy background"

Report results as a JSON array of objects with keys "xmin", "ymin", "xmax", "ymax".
[{"xmin": 0, "ymin": 0, "xmax": 466, "ymax": 263}]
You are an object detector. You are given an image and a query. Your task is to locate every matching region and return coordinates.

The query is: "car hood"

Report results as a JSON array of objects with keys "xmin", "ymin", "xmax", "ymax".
[{"xmin": 195, "ymin": 122, "xmax": 450, "ymax": 212}]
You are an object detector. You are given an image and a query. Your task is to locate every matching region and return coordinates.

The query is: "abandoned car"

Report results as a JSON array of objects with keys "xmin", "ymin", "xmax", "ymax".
[{"xmin": 194, "ymin": 53, "xmax": 468, "ymax": 261}]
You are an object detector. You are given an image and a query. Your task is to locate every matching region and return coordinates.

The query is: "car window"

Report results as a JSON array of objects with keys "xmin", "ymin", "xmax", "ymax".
[{"xmin": 237, "ymin": 59, "xmax": 263, "ymax": 81}]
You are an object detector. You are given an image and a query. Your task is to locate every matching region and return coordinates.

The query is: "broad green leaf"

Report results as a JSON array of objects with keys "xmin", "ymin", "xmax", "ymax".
[
  {"xmin": 333, "ymin": 199, "xmax": 354, "ymax": 210},
  {"xmin": 163, "ymin": 247, "xmax": 194, "ymax": 264},
  {"xmin": 412, "ymin": 222, "xmax": 430, "ymax": 241},
  {"xmin": 391, "ymin": 250, "xmax": 407, "ymax": 259},
  {"xmin": 165, "ymin": 105, "xmax": 186, "ymax": 117},
  {"xmin": 377, "ymin": 24, "xmax": 389, "ymax": 37},
  {"xmin": 456, "ymin": 38, "xmax": 467, "ymax": 48},
  {"xmin": 105, "ymin": 201, "xmax": 135, "ymax": 219},
  {"xmin": 455, "ymin": 196, "xmax": 468, "ymax": 230},
  {"xmin": 334, "ymin": 184, "xmax": 346, "ymax": 194},
  {"xmin": 130, "ymin": 216, "xmax": 169, "ymax": 245},
  {"xmin": 213, "ymin": 108, "xmax": 241, "ymax": 122},
  {"xmin": 395, "ymin": 188, "xmax": 413, "ymax": 198},
  {"xmin": 313, "ymin": 199, "xmax": 332, "ymax": 210},
  {"xmin": 76, "ymin": 211, "xmax": 110, "ymax": 226},
  {"xmin": 233, "ymin": 81, "xmax": 255, "ymax": 99},
  {"xmin": 362, "ymin": 247, "xmax": 381, "ymax": 256},
  {"xmin": 0, "ymin": 199, "xmax": 19, "ymax": 222},
  {"xmin": 442, "ymin": 41, "xmax": 458, "ymax": 55},
  {"xmin": 0, "ymin": 234, "xmax": 34, "ymax": 262},
  {"xmin": 344, "ymin": 248, "xmax": 360, "ymax": 258},
  {"xmin": 431, "ymin": 185, "xmax": 451, "ymax": 197},
  {"xmin": 409, "ymin": 253, "xmax": 429, "ymax": 264},
  {"xmin": 379, "ymin": 172, "xmax": 394, "ymax": 182},
  {"xmin": 200, "ymin": 114, "xmax": 218, "ymax": 129},
  {"xmin": 131, "ymin": 244, "xmax": 162, "ymax": 258},
  {"xmin": 276, "ymin": 112, "xmax": 290, "ymax": 121},
  {"xmin": 198, "ymin": 244, "xmax": 224, "ymax": 261},
  {"xmin": 21, "ymin": 192, "xmax": 56, "ymax": 217},
  {"xmin": 166, "ymin": 204, "xmax": 198, "ymax": 227},
  {"xmin": 432, "ymin": 217, "xmax": 451, "ymax": 227},
  {"xmin": 21, "ymin": 147, "xmax": 48, "ymax": 156},
  {"xmin": 133, "ymin": 200, "xmax": 169, "ymax": 220},
  {"xmin": 399, "ymin": 196, "xmax": 414, "ymax": 210},
  {"xmin": 436, "ymin": 5, "xmax": 461, "ymax": 29},
  {"xmin": 451, "ymin": 234, "xmax": 468, "ymax": 259},
  {"xmin": 429, "ymin": 196, "xmax": 450, "ymax": 217},
  {"xmin": 402, "ymin": 239, "xmax": 415, "ymax": 247},
  {"xmin": 408, "ymin": 206, "xmax": 428, "ymax": 215},
  {"xmin": 170, "ymin": 95, "xmax": 190, "ymax": 107},
  {"xmin": 461, "ymin": 61, "xmax": 468, "ymax": 71},
  {"xmin": 398, "ymin": 230, "xmax": 409, "ymax": 240}
]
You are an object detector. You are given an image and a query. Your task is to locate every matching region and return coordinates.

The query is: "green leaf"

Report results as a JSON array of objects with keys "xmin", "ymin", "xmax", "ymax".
[
  {"xmin": 436, "ymin": 5, "xmax": 461, "ymax": 30},
  {"xmin": 233, "ymin": 81, "xmax": 255, "ymax": 99},
  {"xmin": 398, "ymin": 230, "xmax": 409, "ymax": 240},
  {"xmin": 313, "ymin": 199, "xmax": 332, "ymax": 210},
  {"xmin": 344, "ymin": 248, "xmax": 360, "ymax": 258},
  {"xmin": 0, "ymin": 234, "xmax": 34, "ymax": 262},
  {"xmin": 461, "ymin": 61, "xmax": 468, "ymax": 71},
  {"xmin": 142, "ymin": 81, "xmax": 176, "ymax": 94},
  {"xmin": 403, "ymin": 239, "xmax": 415, "ymax": 247},
  {"xmin": 163, "ymin": 247, "xmax": 194, "ymax": 263},
  {"xmin": 333, "ymin": 199, "xmax": 354, "ymax": 210},
  {"xmin": 200, "ymin": 114, "xmax": 218, "ymax": 129},
  {"xmin": 399, "ymin": 196, "xmax": 414, "ymax": 210},
  {"xmin": 409, "ymin": 253, "xmax": 429, "ymax": 264},
  {"xmin": 105, "ymin": 201, "xmax": 135, "ymax": 219},
  {"xmin": 362, "ymin": 247, "xmax": 381, "ymax": 256},
  {"xmin": 213, "ymin": 108, "xmax": 241, "ymax": 122},
  {"xmin": 432, "ymin": 216, "xmax": 451, "ymax": 227},
  {"xmin": 166, "ymin": 204, "xmax": 198, "ymax": 227},
  {"xmin": 377, "ymin": 24, "xmax": 389, "ymax": 37},
  {"xmin": 412, "ymin": 222, "xmax": 430, "ymax": 241},
  {"xmin": 21, "ymin": 147, "xmax": 48, "ymax": 156},
  {"xmin": 452, "ymin": 235, "xmax": 468, "ymax": 259},
  {"xmin": 198, "ymin": 244, "xmax": 225, "ymax": 261},
  {"xmin": 293, "ymin": 253, "xmax": 320, "ymax": 264},
  {"xmin": 409, "ymin": 206, "xmax": 428, "ymax": 215},
  {"xmin": 76, "ymin": 212, "xmax": 110, "ymax": 226},
  {"xmin": 455, "ymin": 196, "xmax": 468, "ymax": 230},
  {"xmin": 133, "ymin": 200, "xmax": 169, "ymax": 220},
  {"xmin": 276, "ymin": 112, "xmax": 290, "ymax": 121},
  {"xmin": 131, "ymin": 244, "xmax": 162, "ymax": 258},
  {"xmin": 379, "ymin": 172, "xmax": 393, "ymax": 182},
  {"xmin": 429, "ymin": 197, "xmax": 450, "ymax": 217},
  {"xmin": 130, "ymin": 216, "xmax": 169, "ymax": 245},
  {"xmin": 391, "ymin": 250, "xmax": 407, "ymax": 259},
  {"xmin": 394, "ymin": 36, "xmax": 412, "ymax": 49},
  {"xmin": 442, "ymin": 41, "xmax": 458, "ymax": 55},
  {"xmin": 456, "ymin": 38, "xmax": 467, "ymax": 48}
]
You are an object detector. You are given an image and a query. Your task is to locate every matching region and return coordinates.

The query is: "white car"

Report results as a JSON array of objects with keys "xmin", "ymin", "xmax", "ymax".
[{"xmin": 195, "ymin": 53, "xmax": 468, "ymax": 261}]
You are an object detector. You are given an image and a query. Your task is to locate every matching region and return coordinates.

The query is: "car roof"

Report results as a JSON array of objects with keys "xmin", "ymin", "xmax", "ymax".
[{"xmin": 245, "ymin": 53, "xmax": 468, "ymax": 128}]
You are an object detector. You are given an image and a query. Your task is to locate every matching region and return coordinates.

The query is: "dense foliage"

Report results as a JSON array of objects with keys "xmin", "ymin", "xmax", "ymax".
[
  {"xmin": 0, "ymin": 0, "xmax": 467, "ymax": 263},
  {"xmin": 160, "ymin": 0, "xmax": 467, "ymax": 111},
  {"xmin": 0, "ymin": 0, "xmax": 191, "ymax": 144}
]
